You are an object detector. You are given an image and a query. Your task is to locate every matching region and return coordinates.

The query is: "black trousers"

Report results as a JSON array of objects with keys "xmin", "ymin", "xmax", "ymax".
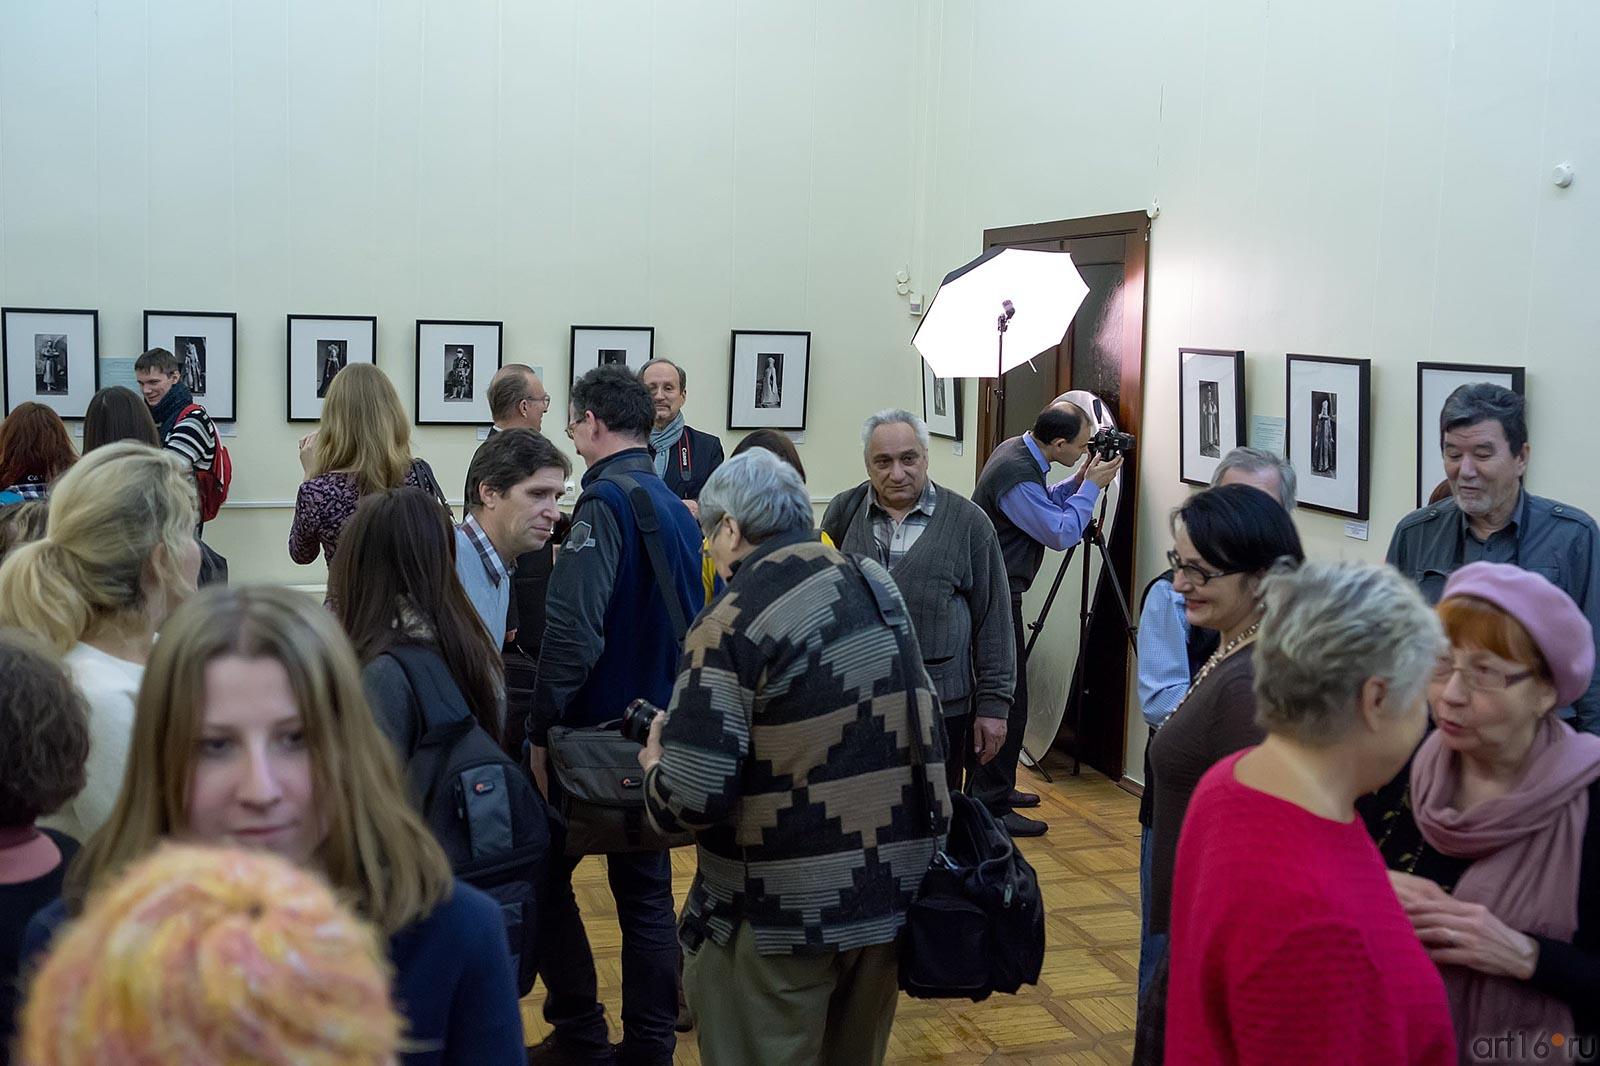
[
  {"xmin": 942, "ymin": 700, "xmax": 971, "ymax": 795},
  {"xmin": 971, "ymin": 596, "xmax": 1028, "ymax": 814}
]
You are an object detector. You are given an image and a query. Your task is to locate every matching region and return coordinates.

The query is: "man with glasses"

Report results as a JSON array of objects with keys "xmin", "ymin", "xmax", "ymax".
[
  {"xmin": 639, "ymin": 358, "xmax": 724, "ymax": 518},
  {"xmin": 1132, "ymin": 446, "xmax": 1295, "ymax": 1001},
  {"xmin": 971, "ymin": 400, "xmax": 1122, "ymax": 836}
]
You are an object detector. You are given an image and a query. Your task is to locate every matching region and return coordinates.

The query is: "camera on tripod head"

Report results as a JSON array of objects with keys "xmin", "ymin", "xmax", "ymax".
[{"xmin": 1086, "ymin": 428, "xmax": 1135, "ymax": 462}]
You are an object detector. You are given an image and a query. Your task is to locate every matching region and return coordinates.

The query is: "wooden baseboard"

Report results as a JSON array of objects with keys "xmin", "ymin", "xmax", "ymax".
[{"xmin": 1117, "ymin": 776, "xmax": 1144, "ymax": 799}]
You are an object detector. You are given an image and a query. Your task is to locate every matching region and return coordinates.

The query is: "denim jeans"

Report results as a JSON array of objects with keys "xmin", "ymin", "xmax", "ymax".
[
  {"xmin": 537, "ymin": 849, "xmax": 679, "ymax": 1062},
  {"xmin": 1137, "ymin": 824, "xmax": 1168, "ymax": 1005}
]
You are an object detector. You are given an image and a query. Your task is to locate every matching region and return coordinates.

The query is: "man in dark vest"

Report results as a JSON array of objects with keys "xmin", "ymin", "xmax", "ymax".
[
  {"xmin": 971, "ymin": 400, "xmax": 1123, "ymax": 835},
  {"xmin": 640, "ymin": 358, "xmax": 724, "ymax": 517},
  {"xmin": 526, "ymin": 365, "xmax": 702, "ymax": 1066}
]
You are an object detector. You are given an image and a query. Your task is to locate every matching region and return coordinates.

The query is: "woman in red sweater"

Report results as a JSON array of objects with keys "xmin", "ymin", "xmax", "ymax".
[{"xmin": 1166, "ymin": 561, "xmax": 1457, "ymax": 1065}]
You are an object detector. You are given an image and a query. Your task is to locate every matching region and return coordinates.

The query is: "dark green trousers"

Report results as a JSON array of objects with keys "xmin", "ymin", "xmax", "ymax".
[{"xmin": 683, "ymin": 921, "xmax": 899, "ymax": 1066}]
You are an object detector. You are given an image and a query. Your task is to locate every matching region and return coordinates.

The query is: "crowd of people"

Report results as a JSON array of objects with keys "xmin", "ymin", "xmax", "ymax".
[{"xmin": 0, "ymin": 354, "xmax": 1596, "ymax": 1065}]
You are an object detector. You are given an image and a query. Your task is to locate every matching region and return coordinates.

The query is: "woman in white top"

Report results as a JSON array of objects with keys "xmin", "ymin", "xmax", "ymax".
[{"xmin": 0, "ymin": 442, "xmax": 199, "ymax": 839}]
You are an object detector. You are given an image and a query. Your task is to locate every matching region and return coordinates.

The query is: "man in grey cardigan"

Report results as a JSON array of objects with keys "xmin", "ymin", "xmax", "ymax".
[{"xmin": 822, "ymin": 410, "xmax": 1027, "ymax": 834}]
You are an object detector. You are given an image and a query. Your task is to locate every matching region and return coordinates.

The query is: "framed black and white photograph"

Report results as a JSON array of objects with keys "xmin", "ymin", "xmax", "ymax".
[
  {"xmin": 922, "ymin": 361, "xmax": 963, "ymax": 440},
  {"xmin": 1416, "ymin": 362, "xmax": 1526, "ymax": 508},
  {"xmin": 415, "ymin": 319, "xmax": 504, "ymax": 425},
  {"xmin": 570, "ymin": 326, "xmax": 653, "ymax": 386},
  {"xmin": 729, "ymin": 330, "xmax": 810, "ymax": 431},
  {"xmin": 2, "ymin": 307, "xmax": 99, "ymax": 418},
  {"xmin": 1179, "ymin": 348, "xmax": 1246, "ymax": 485},
  {"xmin": 144, "ymin": 311, "xmax": 237, "ymax": 420},
  {"xmin": 286, "ymin": 315, "xmax": 377, "ymax": 422},
  {"xmin": 1286, "ymin": 354, "xmax": 1371, "ymax": 519}
]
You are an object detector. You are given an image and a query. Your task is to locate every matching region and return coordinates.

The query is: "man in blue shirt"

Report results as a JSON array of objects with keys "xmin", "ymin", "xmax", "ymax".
[
  {"xmin": 456, "ymin": 428, "xmax": 569, "ymax": 646},
  {"xmin": 1133, "ymin": 445, "xmax": 1295, "ymax": 1000},
  {"xmin": 971, "ymin": 400, "xmax": 1122, "ymax": 835}
]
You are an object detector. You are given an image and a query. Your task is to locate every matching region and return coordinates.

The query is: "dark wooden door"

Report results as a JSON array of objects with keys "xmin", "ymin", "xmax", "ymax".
[{"xmin": 975, "ymin": 211, "xmax": 1150, "ymax": 780}]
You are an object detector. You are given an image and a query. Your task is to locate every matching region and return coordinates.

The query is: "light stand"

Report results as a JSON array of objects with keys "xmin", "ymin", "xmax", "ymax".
[{"xmin": 1019, "ymin": 489, "xmax": 1140, "ymax": 777}]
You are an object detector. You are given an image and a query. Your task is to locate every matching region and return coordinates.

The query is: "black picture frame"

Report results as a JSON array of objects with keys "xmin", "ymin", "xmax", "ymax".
[
  {"xmin": 1, "ymin": 307, "xmax": 101, "ymax": 419},
  {"xmin": 1415, "ymin": 362, "xmax": 1526, "ymax": 509},
  {"xmin": 569, "ymin": 325, "xmax": 655, "ymax": 388},
  {"xmin": 728, "ymin": 329, "xmax": 810, "ymax": 431},
  {"xmin": 286, "ymin": 314, "xmax": 378, "ymax": 423},
  {"xmin": 1178, "ymin": 347, "xmax": 1246, "ymax": 485},
  {"xmin": 143, "ymin": 310, "xmax": 238, "ymax": 422},
  {"xmin": 1285, "ymin": 353, "xmax": 1372, "ymax": 520},
  {"xmin": 414, "ymin": 318, "xmax": 505, "ymax": 426},
  {"xmin": 921, "ymin": 361, "xmax": 963, "ymax": 441}
]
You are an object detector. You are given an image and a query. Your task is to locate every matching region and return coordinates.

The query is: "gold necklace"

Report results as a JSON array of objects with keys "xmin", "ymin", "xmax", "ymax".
[{"xmin": 1166, "ymin": 618, "xmax": 1262, "ymax": 720}]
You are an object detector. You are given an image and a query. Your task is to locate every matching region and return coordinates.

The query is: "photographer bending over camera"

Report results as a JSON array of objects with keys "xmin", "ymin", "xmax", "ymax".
[
  {"xmin": 971, "ymin": 399, "xmax": 1124, "ymax": 834},
  {"xmin": 639, "ymin": 449, "xmax": 950, "ymax": 1066}
]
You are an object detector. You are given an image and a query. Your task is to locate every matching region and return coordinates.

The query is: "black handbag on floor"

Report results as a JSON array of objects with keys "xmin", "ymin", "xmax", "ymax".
[{"xmin": 895, "ymin": 641, "xmax": 1045, "ymax": 999}]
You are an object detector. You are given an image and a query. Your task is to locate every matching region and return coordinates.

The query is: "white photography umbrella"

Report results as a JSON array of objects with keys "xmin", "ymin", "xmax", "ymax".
[{"xmin": 912, "ymin": 246, "xmax": 1090, "ymax": 379}]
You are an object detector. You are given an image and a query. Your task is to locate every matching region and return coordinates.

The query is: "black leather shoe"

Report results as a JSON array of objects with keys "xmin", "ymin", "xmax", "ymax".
[
  {"xmin": 1000, "ymin": 811, "xmax": 1048, "ymax": 837},
  {"xmin": 1007, "ymin": 789, "xmax": 1041, "ymax": 809},
  {"xmin": 527, "ymin": 1037, "xmax": 616, "ymax": 1066}
]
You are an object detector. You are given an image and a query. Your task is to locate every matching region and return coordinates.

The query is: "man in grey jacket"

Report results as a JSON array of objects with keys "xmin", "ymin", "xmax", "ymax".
[
  {"xmin": 822, "ymin": 409, "xmax": 1024, "ymax": 833},
  {"xmin": 1386, "ymin": 383, "xmax": 1600, "ymax": 732}
]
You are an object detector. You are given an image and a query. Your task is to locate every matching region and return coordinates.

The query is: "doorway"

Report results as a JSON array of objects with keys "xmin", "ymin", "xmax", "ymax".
[{"xmin": 974, "ymin": 210, "xmax": 1151, "ymax": 780}]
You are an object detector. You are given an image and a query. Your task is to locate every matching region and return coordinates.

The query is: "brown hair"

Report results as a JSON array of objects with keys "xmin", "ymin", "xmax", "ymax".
[
  {"xmin": 464, "ymin": 427, "xmax": 570, "ymax": 512},
  {"xmin": 133, "ymin": 348, "xmax": 182, "ymax": 375},
  {"xmin": 0, "ymin": 402, "xmax": 77, "ymax": 487},
  {"xmin": 0, "ymin": 500, "xmax": 49, "ymax": 563},
  {"xmin": 67, "ymin": 585, "xmax": 453, "ymax": 934},
  {"xmin": 330, "ymin": 488, "xmax": 506, "ymax": 744},
  {"xmin": 83, "ymin": 386, "xmax": 161, "ymax": 452},
  {"xmin": 0, "ymin": 629, "xmax": 89, "ymax": 826},
  {"xmin": 1437, "ymin": 595, "xmax": 1552, "ymax": 681},
  {"xmin": 732, "ymin": 429, "xmax": 806, "ymax": 482}
]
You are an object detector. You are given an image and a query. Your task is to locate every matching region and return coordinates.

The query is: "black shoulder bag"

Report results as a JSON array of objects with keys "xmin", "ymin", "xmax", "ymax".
[{"xmin": 545, "ymin": 470, "xmax": 694, "ymax": 855}]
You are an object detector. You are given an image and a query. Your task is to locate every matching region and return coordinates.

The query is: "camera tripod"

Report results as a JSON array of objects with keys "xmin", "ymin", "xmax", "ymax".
[{"xmin": 1019, "ymin": 489, "xmax": 1140, "ymax": 778}]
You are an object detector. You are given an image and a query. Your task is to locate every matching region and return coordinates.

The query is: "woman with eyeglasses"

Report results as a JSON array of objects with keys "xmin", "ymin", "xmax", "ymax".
[
  {"xmin": 1133, "ymin": 483, "xmax": 1303, "ymax": 1062},
  {"xmin": 1362, "ymin": 561, "xmax": 1600, "ymax": 1055}
]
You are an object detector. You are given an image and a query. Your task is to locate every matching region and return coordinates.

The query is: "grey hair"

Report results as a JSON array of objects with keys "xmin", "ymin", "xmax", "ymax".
[
  {"xmin": 861, "ymin": 409, "xmax": 929, "ymax": 453},
  {"xmin": 697, "ymin": 449, "xmax": 813, "ymax": 543},
  {"xmin": 1253, "ymin": 561, "xmax": 1445, "ymax": 747},
  {"xmin": 1440, "ymin": 382, "xmax": 1527, "ymax": 453},
  {"xmin": 1212, "ymin": 446, "xmax": 1297, "ymax": 511}
]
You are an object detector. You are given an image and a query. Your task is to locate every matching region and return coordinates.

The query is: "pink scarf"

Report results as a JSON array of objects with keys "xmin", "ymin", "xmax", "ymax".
[{"xmin": 1411, "ymin": 714, "xmax": 1600, "ymax": 1053}]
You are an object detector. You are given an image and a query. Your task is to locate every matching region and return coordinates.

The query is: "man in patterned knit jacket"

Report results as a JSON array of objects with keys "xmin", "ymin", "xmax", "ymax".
[{"xmin": 641, "ymin": 449, "xmax": 951, "ymax": 1066}]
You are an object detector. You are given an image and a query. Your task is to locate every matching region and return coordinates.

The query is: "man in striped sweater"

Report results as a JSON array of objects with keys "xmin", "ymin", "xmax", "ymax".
[
  {"xmin": 642, "ymin": 449, "xmax": 950, "ymax": 1066},
  {"xmin": 135, "ymin": 347, "xmax": 217, "ymax": 515}
]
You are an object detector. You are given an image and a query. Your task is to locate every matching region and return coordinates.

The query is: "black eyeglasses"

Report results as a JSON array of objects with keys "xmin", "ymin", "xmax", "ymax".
[{"xmin": 1166, "ymin": 549, "xmax": 1242, "ymax": 587}]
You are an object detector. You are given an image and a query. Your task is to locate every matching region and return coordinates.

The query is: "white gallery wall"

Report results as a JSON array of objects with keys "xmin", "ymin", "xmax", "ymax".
[
  {"xmin": 0, "ymin": 0, "xmax": 945, "ymax": 586},
  {"xmin": 909, "ymin": 0, "xmax": 1600, "ymax": 780},
  {"xmin": 4, "ymin": 1, "xmax": 1598, "ymax": 785}
]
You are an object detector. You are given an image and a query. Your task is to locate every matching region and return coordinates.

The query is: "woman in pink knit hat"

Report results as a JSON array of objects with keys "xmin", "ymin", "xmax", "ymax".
[{"xmin": 1366, "ymin": 560, "xmax": 1600, "ymax": 1060}]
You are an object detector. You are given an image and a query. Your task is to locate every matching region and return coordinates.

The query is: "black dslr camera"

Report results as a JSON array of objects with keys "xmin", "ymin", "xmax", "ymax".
[
  {"xmin": 1086, "ymin": 428, "xmax": 1135, "ymax": 462},
  {"xmin": 621, "ymin": 698, "xmax": 665, "ymax": 745}
]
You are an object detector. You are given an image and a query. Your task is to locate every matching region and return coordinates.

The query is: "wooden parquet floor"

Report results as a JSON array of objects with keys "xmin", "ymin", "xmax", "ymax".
[{"xmin": 521, "ymin": 755, "xmax": 1141, "ymax": 1064}]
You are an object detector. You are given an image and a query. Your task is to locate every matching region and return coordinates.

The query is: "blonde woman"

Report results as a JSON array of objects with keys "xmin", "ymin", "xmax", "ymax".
[
  {"xmin": 289, "ymin": 364, "xmax": 446, "ymax": 565},
  {"xmin": 22, "ymin": 585, "xmax": 525, "ymax": 1065},
  {"xmin": 0, "ymin": 443, "xmax": 200, "ymax": 841}
]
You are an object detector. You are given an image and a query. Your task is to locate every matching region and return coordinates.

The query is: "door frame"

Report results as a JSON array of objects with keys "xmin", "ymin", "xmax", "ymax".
[{"xmin": 974, "ymin": 210, "xmax": 1152, "ymax": 781}]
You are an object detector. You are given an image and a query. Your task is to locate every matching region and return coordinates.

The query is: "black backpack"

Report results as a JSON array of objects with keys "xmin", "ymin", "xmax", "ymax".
[{"xmin": 385, "ymin": 644, "xmax": 551, "ymax": 995}]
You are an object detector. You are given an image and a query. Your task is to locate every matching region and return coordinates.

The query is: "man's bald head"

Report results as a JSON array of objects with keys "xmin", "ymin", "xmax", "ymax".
[{"xmin": 1031, "ymin": 401, "xmax": 1094, "ymax": 467}]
